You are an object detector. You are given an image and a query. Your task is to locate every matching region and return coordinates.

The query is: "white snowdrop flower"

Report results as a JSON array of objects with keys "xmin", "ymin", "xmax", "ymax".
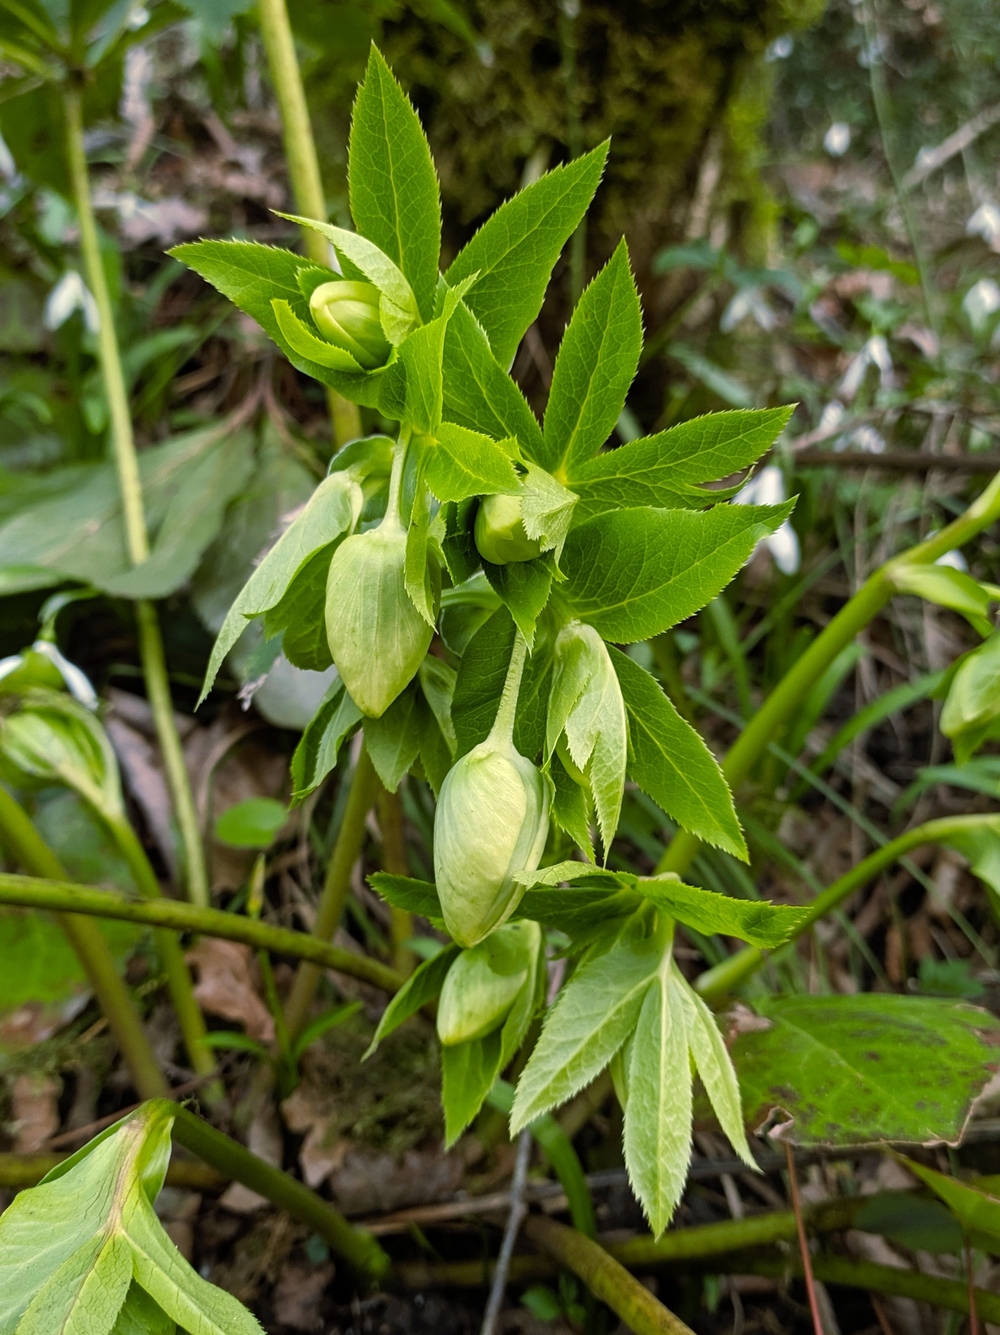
[
  {"xmin": 721, "ymin": 286, "xmax": 776, "ymax": 332},
  {"xmin": 963, "ymin": 278, "xmax": 1000, "ymax": 332},
  {"xmin": 766, "ymin": 34, "xmax": 793, "ymax": 61},
  {"xmin": 839, "ymin": 336, "xmax": 894, "ymax": 401},
  {"xmin": 44, "ymin": 272, "xmax": 100, "ymax": 334},
  {"xmin": 824, "ymin": 123, "xmax": 851, "ymax": 157},
  {"xmin": 936, "ymin": 548, "xmax": 968, "ymax": 573},
  {"xmin": 967, "ymin": 202, "xmax": 1000, "ymax": 249},
  {"xmin": 817, "ymin": 400, "xmax": 846, "ymax": 438},
  {"xmin": 0, "ymin": 132, "xmax": 15, "ymax": 182},
  {"xmin": 850, "ymin": 424, "xmax": 886, "ymax": 454},
  {"xmin": 733, "ymin": 465, "xmax": 800, "ymax": 575},
  {"xmin": 127, "ymin": 4, "xmax": 149, "ymax": 27}
]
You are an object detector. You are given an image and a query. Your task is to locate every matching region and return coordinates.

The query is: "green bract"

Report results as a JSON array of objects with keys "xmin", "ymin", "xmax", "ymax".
[
  {"xmin": 941, "ymin": 631, "xmax": 1000, "ymax": 763},
  {"xmin": 436, "ymin": 921, "xmax": 537, "ymax": 1045},
  {"xmin": 475, "ymin": 492, "xmax": 543, "ymax": 564},
  {"xmin": 309, "ymin": 280, "xmax": 392, "ymax": 369},
  {"xmin": 0, "ymin": 689, "xmax": 123, "ymax": 822}
]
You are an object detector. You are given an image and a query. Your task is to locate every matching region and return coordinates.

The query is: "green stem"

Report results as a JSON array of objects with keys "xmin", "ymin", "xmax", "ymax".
[
  {"xmin": 488, "ymin": 632, "xmax": 529, "ymax": 750},
  {"xmin": 255, "ymin": 0, "xmax": 360, "ymax": 446},
  {"xmin": 376, "ymin": 780, "xmax": 414, "ymax": 976},
  {"xmin": 657, "ymin": 469, "xmax": 1000, "ymax": 878},
  {"xmin": 63, "ymin": 87, "xmax": 210, "ymax": 912},
  {"xmin": 0, "ymin": 873, "xmax": 404, "ymax": 992},
  {"xmin": 524, "ymin": 1216, "xmax": 694, "ymax": 1335},
  {"xmin": 283, "ymin": 745, "xmax": 380, "ymax": 1039},
  {"xmin": 0, "ymin": 1152, "xmax": 225, "ymax": 1191},
  {"xmin": 696, "ymin": 814, "xmax": 996, "ymax": 1002},
  {"xmin": 168, "ymin": 1104, "xmax": 389, "ymax": 1282},
  {"xmin": 0, "ymin": 788, "xmax": 165, "ymax": 1100}
]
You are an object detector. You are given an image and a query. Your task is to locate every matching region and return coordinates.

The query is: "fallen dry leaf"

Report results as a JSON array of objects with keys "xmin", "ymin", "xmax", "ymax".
[
  {"xmin": 271, "ymin": 1260, "xmax": 335, "ymax": 1331},
  {"xmin": 11, "ymin": 1072, "xmax": 61, "ymax": 1152},
  {"xmin": 186, "ymin": 938, "xmax": 275, "ymax": 1042}
]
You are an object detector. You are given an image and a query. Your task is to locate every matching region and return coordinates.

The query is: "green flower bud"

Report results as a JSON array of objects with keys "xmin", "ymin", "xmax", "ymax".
[
  {"xmin": 309, "ymin": 280, "xmax": 391, "ymax": 370},
  {"xmin": 436, "ymin": 921, "xmax": 538, "ymax": 1046},
  {"xmin": 434, "ymin": 736, "xmax": 549, "ymax": 947},
  {"xmin": 474, "ymin": 493, "xmax": 543, "ymax": 565},
  {"xmin": 0, "ymin": 690, "xmax": 123, "ymax": 820},
  {"xmin": 325, "ymin": 519, "xmax": 436, "ymax": 718}
]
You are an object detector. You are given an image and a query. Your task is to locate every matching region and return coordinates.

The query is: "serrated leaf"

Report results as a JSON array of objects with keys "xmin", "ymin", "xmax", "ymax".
[
  {"xmin": 368, "ymin": 873, "xmax": 442, "ymax": 919},
  {"xmin": 483, "ymin": 554, "xmax": 553, "ymax": 648},
  {"xmin": 637, "ymin": 876, "xmax": 808, "ymax": 948},
  {"xmin": 201, "ymin": 472, "xmax": 359, "ymax": 702},
  {"xmin": 445, "ymin": 143, "xmax": 608, "ymax": 367},
  {"xmin": 548, "ymin": 749, "xmax": 596, "ymax": 863},
  {"xmin": 732, "ymin": 994, "xmax": 1000, "ymax": 1146},
  {"xmin": 262, "ymin": 544, "xmax": 335, "ymax": 672},
  {"xmin": 349, "ymin": 46, "xmax": 441, "ymax": 322},
  {"xmin": 426, "ymin": 423, "xmax": 520, "ymax": 503},
  {"xmin": 568, "ymin": 406, "xmax": 795, "ymax": 518},
  {"xmin": 418, "ymin": 655, "xmax": 457, "ymax": 753},
  {"xmin": 289, "ymin": 679, "xmax": 363, "ymax": 801},
  {"xmin": 364, "ymin": 943, "xmax": 457, "ymax": 1057},
  {"xmin": 365, "ymin": 682, "xmax": 423, "ymax": 792},
  {"xmin": 404, "ymin": 475, "xmax": 436, "ymax": 627},
  {"xmin": 519, "ymin": 463, "xmax": 577, "ymax": 558},
  {"xmin": 400, "ymin": 278, "xmax": 474, "ymax": 434},
  {"xmin": 442, "ymin": 303, "xmax": 546, "ymax": 460},
  {"xmin": 516, "ymin": 880, "xmax": 640, "ymax": 935},
  {"xmin": 442, "ymin": 1028, "xmax": 504, "ymax": 1145},
  {"xmin": 560, "ymin": 503, "xmax": 793, "ymax": 643},
  {"xmin": 111, "ymin": 1284, "xmax": 175, "ymax": 1335},
  {"xmin": 510, "ymin": 928, "xmax": 660, "ymax": 1131},
  {"xmin": 540, "ymin": 241, "xmax": 642, "ymax": 479},
  {"xmin": 672, "ymin": 964, "xmax": 752, "ymax": 1165},
  {"xmin": 610, "ymin": 648, "xmax": 746, "ymax": 860},
  {"xmin": 622, "ymin": 966, "xmax": 690, "ymax": 1237},
  {"xmin": 452, "ymin": 608, "xmax": 552, "ymax": 757}
]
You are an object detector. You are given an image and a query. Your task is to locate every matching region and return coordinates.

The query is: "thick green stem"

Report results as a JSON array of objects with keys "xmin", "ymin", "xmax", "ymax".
[
  {"xmin": 376, "ymin": 780, "xmax": 414, "ymax": 975},
  {"xmin": 658, "ymin": 470, "xmax": 1000, "ymax": 878},
  {"xmin": 0, "ymin": 1152, "xmax": 225, "ymax": 1191},
  {"xmin": 283, "ymin": 745, "xmax": 380, "ymax": 1039},
  {"xmin": 0, "ymin": 788, "xmax": 165, "ymax": 1099},
  {"xmin": 255, "ymin": 0, "xmax": 361, "ymax": 446},
  {"xmin": 63, "ymin": 87, "xmax": 209, "ymax": 912},
  {"xmin": 171, "ymin": 1104, "xmax": 389, "ymax": 1282},
  {"xmin": 696, "ymin": 814, "xmax": 996, "ymax": 1002},
  {"xmin": 0, "ymin": 873, "xmax": 404, "ymax": 992},
  {"xmin": 524, "ymin": 1216, "xmax": 695, "ymax": 1335}
]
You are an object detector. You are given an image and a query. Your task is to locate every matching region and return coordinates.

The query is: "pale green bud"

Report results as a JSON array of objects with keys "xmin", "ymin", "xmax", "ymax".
[
  {"xmin": 474, "ymin": 493, "xmax": 543, "ymax": 565},
  {"xmin": 309, "ymin": 280, "xmax": 391, "ymax": 370},
  {"xmin": 434, "ymin": 738, "xmax": 549, "ymax": 947},
  {"xmin": 325, "ymin": 519, "xmax": 436, "ymax": 718},
  {"xmin": 436, "ymin": 921, "xmax": 538, "ymax": 1046},
  {"xmin": 0, "ymin": 690, "xmax": 122, "ymax": 820}
]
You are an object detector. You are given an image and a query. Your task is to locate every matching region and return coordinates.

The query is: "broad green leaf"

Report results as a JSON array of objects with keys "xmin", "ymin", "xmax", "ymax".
[
  {"xmin": 214, "ymin": 797, "xmax": 288, "ymax": 850},
  {"xmin": 900, "ymin": 1158, "xmax": 1000, "ymax": 1255},
  {"xmin": 364, "ymin": 944, "xmax": 458, "ymax": 1056},
  {"xmin": 416, "ymin": 697, "xmax": 453, "ymax": 793},
  {"xmin": 482, "ymin": 554, "xmax": 553, "ymax": 648},
  {"xmin": 442, "ymin": 1028, "xmax": 504, "ymax": 1145},
  {"xmin": 893, "ymin": 564, "xmax": 997, "ymax": 637},
  {"xmin": 732, "ymin": 994, "xmax": 1000, "ymax": 1146},
  {"xmin": 365, "ymin": 682, "xmax": 423, "ymax": 792},
  {"xmin": 937, "ymin": 817, "xmax": 1000, "ymax": 914},
  {"xmin": 445, "ymin": 143, "xmax": 608, "ymax": 367},
  {"xmin": 510, "ymin": 928, "xmax": 660, "ymax": 1131},
  {"xmin": 672, "ymin": 964, "xmax": 752, "ymax": 1164},
  {"xmin": 452, "ymin": 609, "xmax": 552, "ymax": 758},
  {"xmin": 264, "ymin": 548, "xmax": 335, "ymax": 673},
  {"xmin": 170, "ymin": 240, "xmax": 313, "ymax": 345},
  {"xmin": 425, "ymin": 423, "xmax": 520, "ymax": 503},
  {"xmin": 111, "ymin": 1284, "xmax": 176, "ymax": 1335},
  {"xmin": 289, "ymin": 680, "xmax": 363, "ymax": 800},
  {"xmin": 0, "ymin": 1103, "xmax": 261, "ymax": 1335},
  {"xmin": 560, "ymin": 503, "xmax": 793, "ymax": 643},
  {"xmin": 403, "ymin": 474, "xmax": 436, "ymax": 627},
  {"xmin": 349, "ymin": 46, "xmax": 441, "ymax": 322},
  {"xmin": 442, "ymin": 303, "xmax": 546, "ymax": 460},
  {"xmin": 610, "ymin": 648, "xmax": 746, "ymax": 859},
  {"xmin": 418, "ymin": 655, "xmax": 458, "ymax": 753},
  {"xmin": 518, "ymin": 881, "xmax": 639, "ymax": 934},
  {"xmin": 368, "ymin": 873, "xmax": 442, "ymax": 920},
  {"xmin": 201, "ymin": 472, "xmax": 360, "ymax": 701},
  {"xmin": 941, "ymin": 632, "xmax": 1000, "ymax": 763},
  {"xmin": 519, "ymin": 463, "xmax": 577, "ymax": 559},
  {"xmin": 637, "ymin": 876, "xmax": 808, "ymax": 948},
  {"xmin": 548, "ymin": 749, "xmax": 596, "ymax": 863},
  {"xmin": 541, "ymin": 241, "xmax": 643, "ymax": 478},
  {"xmin": 568, "ymin": 407, "xmax": 794, "ymax": 518},
  {"xmin": 622, "ymin": 966, "xmax": 689, "ymax": 1237},
  {"xmin": 400, "ymin": 278, "xmax": 474, "ymax": 434}
]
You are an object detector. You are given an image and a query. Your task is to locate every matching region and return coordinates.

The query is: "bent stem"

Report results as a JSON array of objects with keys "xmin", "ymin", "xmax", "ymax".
[
  {"xmin": 63, "ymin": 86, "xmax": 209, "ymax": 913},
  {"xmin": 488, "ymin": 632, "xmax": 529, "ymax": 751},
  {"xmin": 255, "ymin": 0, "xmax": 360, "ymax": 446},
  {"xmin": 696, "ymin": 812, "xmax": 999, "ymax": 1002},
  {"xmin": 0, "ymin": 787, "xmax": 165, "ymax": 1100},
  {"xmin": 658, "ymin": 469, "xmax": 1000, "ymax": 879}
]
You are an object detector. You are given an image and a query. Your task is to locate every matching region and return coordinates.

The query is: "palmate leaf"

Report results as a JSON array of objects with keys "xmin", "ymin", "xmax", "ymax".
[
  {"xmin": 609, "ymin": 648, "xmax": 746, "ymax": 859},
  {"xmin": 349, "ymin": 46, "xmax": 441, "ymax": 323},
  {"xmin": 445, "ymin": 143, "xmax": 608, "ymax": 369},
  {"xmin": 0, "ymin": 1102, "xmax": 260, "ymax": 1335},
  {"xmin": 568, "ymin": 406, "xmax": 795, "ymax": 518},
  {"xmin": 540, "ymin": 240, "xmax": 643, "ymax": 479},
  {"xmin": 560, "ymin": 502, "xmax": 793, "ymax": 643}
]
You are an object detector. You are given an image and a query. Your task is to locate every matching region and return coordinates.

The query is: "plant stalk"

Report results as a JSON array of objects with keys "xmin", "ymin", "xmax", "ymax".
[
  {"xmin": 0, "ymin": 787, "xmax": 165, "ymax": 1100},
  {"xmin": 523, "ymin": 1215, "xmax": 696, "ymax": 1335},
  {"xmin": 0, "ymin": 872, "xmax": 404, "ymax": 992},
  {"xmin": 0, "ymin": 1151, "xmax": 225, "ymax": 1191},
  {"xmin": 63, "ymin": 86, "xmax": 209, "ymax": 912},
  {"xmin": 283, "ymin": 745, "xmax": 380, "ymax": 1039},
  {"xmin": 658, "ymin": 470, "xmax": 1000, "ymax": 878},
  {"xmin": 489, "ymin": 632, "xmax": 529, "ymax": 750},
  {"xmin": 696, "ymin": 813, "xmax": 999, "ymax": 1002},
  {"xmin": 255, "ymin": 0, "xmax": 360, "ymax": 446},
  {"xmin": 376, "ymin": 780, "xmax": 414, "ymax": 974},
  {"xmin": 168, "ymin": 1104, "xmax": 389, "ymax": 1282}
]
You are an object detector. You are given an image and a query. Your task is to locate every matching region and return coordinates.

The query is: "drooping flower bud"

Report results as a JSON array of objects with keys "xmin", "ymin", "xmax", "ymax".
[
  {"xmin": 325, "ymin": 518, "xmax": 436, "ymax": 718},
  {"xmin": 436, "ymin": 921, "xmax": 538, "ymax": 1046},
  {"xmin": 474, "ymin": 493, "xmax": 543, "ymax": 565},
  {"xmin": 0, "ymin": 641, "xmax": 97, "ymax": 707},
  {"xmin": 309, "ymin": 280, "xmax": 391, "ymax": 370},
  {"xmin": 0, "ymin": 690, "xmax": 123, "ymax": 821}
]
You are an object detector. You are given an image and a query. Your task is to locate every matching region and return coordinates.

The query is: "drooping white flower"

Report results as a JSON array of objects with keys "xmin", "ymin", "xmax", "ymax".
[
  {"xmin": 733, "ymin": 465, "xmax": 800, "ymax": 575},
  {"xmin": 963, "ymin": 278, "xmax": 1000, "ymax": 333},
  {"xmin": 839, "ymin": 335, "xmax": 893, "ymax": 400},
  {"xmin": 824, "ymin": 123, "xmax": 851, "ymax": 157},
  {"xmin": 44, "ymin": 272, "xmax": 100, "ymax": 334},
  {"xmin": 765, "ymin": 34, "xmax": 793, "ymax": 61},
  {"xmin": 936, "ymin": 548, "xmax": 968, "ymax": 573},
  {"xmin": 721, "ymin": 286, "xmax": 776, "ymax": 333}
]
